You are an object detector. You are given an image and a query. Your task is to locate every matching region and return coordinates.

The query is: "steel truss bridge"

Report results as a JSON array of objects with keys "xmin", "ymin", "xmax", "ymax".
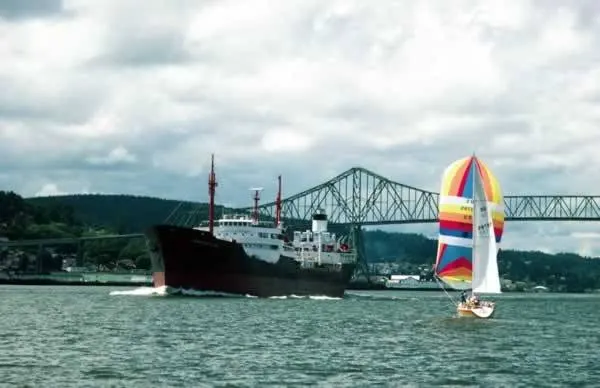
[
  {"xmin": 2, "ymin": 167, "xmax": 600, "ymax": 278},
  {"xmin": 236, "ymin": 167, "xmax": 600, "ymax": 224},
  {"xmin": 228, "ymin": 167, "xmax": 600, "ymax": 277}
]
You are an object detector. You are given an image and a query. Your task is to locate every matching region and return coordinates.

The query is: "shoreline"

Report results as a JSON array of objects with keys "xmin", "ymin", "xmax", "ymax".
[{"xmin": 0, "ymin": 277, "xmax": 563, "ymax": 293}]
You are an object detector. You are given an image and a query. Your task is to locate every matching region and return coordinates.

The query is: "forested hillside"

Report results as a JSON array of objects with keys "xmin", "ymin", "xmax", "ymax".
[
  {"xmin": 26, "ymin": 194, "xmax": 235, "ymax": 233},
  {"xmin": 363, "ymin": 230, "xmax": 600, "ymax": 292},
  {"xmin": 27, "ymin": 194, "xmax": 189, "ymax": 233},
  {"xmin": 1, "ymin": 191, "xmax": 152, "ymax": 272},
  {"xmin": 0, "ymin": 192, "xmax": 597, "ymax": 292}
]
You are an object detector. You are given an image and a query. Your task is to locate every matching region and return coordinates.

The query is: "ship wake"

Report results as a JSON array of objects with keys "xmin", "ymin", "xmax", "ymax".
[
  {"xmin": 109, "ymin": 287, "xmax": 342, "ymax": 300},
  {"xmin": 109, "ymin": 286, "xmax": 169, "ymax": 296},
  {"xmin": 109, "ymin": 286, "xmax": 256, "ymax": 298}
]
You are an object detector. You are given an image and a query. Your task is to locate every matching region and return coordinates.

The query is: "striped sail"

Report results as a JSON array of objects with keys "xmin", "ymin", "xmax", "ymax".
[{"xmin": 434, "ymin": 155, "xmax": 505, "ymax": 290}]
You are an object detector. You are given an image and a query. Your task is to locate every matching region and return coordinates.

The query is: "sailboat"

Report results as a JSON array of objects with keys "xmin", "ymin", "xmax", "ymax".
[{"xmin": 433, "ymin": 155, "xmax": 505, "ymax": 319}]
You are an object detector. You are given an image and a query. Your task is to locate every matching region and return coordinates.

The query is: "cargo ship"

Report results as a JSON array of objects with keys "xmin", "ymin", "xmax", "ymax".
[{"xmin": 144, "ymin": 155, "xmax": 357, "ymax": 298}]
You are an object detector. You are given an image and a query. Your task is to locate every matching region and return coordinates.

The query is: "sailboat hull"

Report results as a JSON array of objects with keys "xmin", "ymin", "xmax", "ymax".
[{"xmin": 457, "ymin": 303, "xmax": 495, "ymax": 319}]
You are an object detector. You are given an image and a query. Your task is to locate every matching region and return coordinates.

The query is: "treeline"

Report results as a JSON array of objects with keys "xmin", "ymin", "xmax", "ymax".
[
  {"xmin": 0, "ymin": 191, "xmax": 81, "ymax": 240},
  {"xmin": 363, "ymin": 229, "xmax": 600, "ymax": 292},
  {"xmin": 27, "ymin": 194, "xmax": 186, "ymax": 233},
  {"xmin": 4, "ymin": 192, "xmax": 600, "ymax": 291},
  {"xmin": 26, "ymin": 194, "xmax": 236, "ymax": 233},
  {"xmin": 0, "ymin": 191, "xmax": 150, "ymax": 271}
]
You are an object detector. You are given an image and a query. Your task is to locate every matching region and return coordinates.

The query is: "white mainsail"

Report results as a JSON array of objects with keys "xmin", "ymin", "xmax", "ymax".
[{"xmin": 471, "ymin": 161, "xmax": 501, "ymax": 294}]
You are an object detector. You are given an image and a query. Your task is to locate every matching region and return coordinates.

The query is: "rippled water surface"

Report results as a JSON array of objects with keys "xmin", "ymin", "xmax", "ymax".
[{"xmin": 0, "ymin": 286, "xmax": 598, "ymax": 387}]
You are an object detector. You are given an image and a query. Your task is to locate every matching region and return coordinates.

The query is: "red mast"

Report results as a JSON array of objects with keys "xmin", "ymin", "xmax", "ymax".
[
  {"xmin": 275, "ymin": 175, "xmax": 282, "ymax": 227},
  {"xmin": 208, "ymin": 154, "xmax": 217, "ymax": 235}
]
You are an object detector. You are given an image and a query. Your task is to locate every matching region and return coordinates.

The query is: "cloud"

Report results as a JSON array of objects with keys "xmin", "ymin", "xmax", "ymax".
[
  {"xmin": 0, "ymin": 0, "xmax": 63, "ymax": 20},
  {"xmin": 2, "ymin": 0, "xmax": 600, "ymax": 255},
  {"xmin": 86, "ymin": 146, "xmax": 137, "ymax": 166},
  {"xmin": 261, "ymin": 130, "xmax": 313, "ymax": 153},
  {"xmin": 34, "ymin": 183, "xmax": 67, "ymax": 197}
]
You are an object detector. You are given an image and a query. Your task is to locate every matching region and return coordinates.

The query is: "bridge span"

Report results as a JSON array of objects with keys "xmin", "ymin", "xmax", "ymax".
[
  {"xmin": 231, "ymin": 167, "xmax": 600, "ymax": 225},
  {"xmin": 1, "ymin": 166, "xmax": 599, "ymax": 276}
]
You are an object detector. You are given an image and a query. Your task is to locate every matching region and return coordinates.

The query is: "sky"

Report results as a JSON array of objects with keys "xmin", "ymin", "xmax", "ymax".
[{"xmin": 1, "ymin": 0, "xmax": 600, "ymax": 255}]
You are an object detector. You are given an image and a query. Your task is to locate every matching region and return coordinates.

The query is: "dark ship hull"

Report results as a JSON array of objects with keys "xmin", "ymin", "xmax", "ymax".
[{"xmin": 144, "ymin": 224, "xmax": 357, "ymax": 298}]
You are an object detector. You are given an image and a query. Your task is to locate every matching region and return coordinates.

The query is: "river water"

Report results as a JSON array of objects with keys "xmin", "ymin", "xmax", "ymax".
[{"xmin": 0, "ymin": 286, "xmax": 597, "ymax": 387}]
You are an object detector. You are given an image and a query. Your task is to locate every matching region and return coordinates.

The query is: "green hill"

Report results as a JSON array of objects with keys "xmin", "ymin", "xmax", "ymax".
[{"xmin": 26, "ymin": 194, "xmax": 196, "ymax": 233}]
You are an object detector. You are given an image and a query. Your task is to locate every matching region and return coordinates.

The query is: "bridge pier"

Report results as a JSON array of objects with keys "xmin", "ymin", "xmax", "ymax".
[
  {"xmin": 36, "ymin": 244, "xmax": 44, "ymax": 274},
  {"xmin": 76, "ymin": 240, "xmax": 84, "ymax": 267},
  {"xmin": 350, "ymin": 224, "xmax": 370, "ymax": 281}
]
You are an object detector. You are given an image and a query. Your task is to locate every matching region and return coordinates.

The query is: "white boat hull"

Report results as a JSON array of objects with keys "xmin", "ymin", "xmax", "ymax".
[{"xmin": 457, "ymin": 302, "xmax": 495, "ymax": 319}]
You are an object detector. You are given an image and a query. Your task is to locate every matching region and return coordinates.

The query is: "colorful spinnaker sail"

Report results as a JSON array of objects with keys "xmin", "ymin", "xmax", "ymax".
[{"xmin": 434, "ymin": 155, "xmax": 505, "ymax": 290}]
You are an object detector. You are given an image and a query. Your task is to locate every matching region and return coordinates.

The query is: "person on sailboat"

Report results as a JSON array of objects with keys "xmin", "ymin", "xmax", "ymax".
[{"xmin": 460, "ymin": 290, "xmax": 467, "ymax": 304}]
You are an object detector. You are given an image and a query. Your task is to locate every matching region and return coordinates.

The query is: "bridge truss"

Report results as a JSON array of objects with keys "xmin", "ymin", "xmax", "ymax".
[
  {"xmin": 236, "ymin": 167, "xmax": 600, "ymax": 224},
  {"xmin": 232, "ymin": 167, "xmax": 600, "ymax": 279}
]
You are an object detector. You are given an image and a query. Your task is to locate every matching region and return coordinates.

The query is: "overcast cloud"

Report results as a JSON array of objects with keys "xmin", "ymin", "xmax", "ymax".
[{"xmin": 1, "ymin": 0, "xmax": 600, "ymax": 255}]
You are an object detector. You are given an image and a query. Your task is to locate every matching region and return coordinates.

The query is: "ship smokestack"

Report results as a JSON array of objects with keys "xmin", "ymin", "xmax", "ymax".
[{"xmin": 311, "ymin": 209, "xmax": 328, "ymax": 233}]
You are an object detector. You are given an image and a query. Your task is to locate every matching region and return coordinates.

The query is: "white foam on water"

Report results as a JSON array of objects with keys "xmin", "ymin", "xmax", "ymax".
[
  {"xmin": 109, "ymin": 286, "xmax": 255, "ymax": 298},
  {"xmin": 109, "ymin": 287, "xmax": 341, "ymax": 300},
  {"xmin": 308, "ymin": 295, "xmax": 342, "ymax": 300},
  {"xmin": 267, "ymin": 294, "xmax": 342, "ymax": 300},
  {"xmin": 109, "ymin": 286, "xmax": 168, "ymax": 296}
]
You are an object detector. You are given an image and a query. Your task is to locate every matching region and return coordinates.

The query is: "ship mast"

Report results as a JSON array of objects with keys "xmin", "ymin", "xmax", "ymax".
[
  {"xmin": 208, "ymin": 153, "xmax": 217, "ymax": 235},
  {"xmin": 275, "ymin": 175, "xmax": 282, "ymax": 227},
  {"xmin": 250, "ymin": 187, "xmax": 263, "ymax": 224}
]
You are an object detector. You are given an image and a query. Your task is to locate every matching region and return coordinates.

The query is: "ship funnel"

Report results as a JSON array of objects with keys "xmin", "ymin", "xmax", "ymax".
[{"xmin": 311, "ymin": 209, "xmax": 328, "ymax": 233}]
